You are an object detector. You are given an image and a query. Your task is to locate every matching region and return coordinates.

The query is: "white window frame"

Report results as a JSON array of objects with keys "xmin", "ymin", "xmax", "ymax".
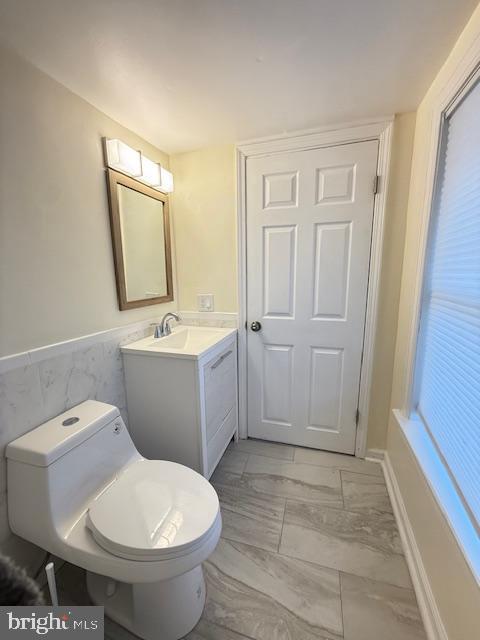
[{"xmin": 398, "ymin": 44, "xmax": 480, "ymax": 584}]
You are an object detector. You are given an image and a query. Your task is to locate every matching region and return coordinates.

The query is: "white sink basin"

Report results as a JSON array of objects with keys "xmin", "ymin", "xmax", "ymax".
[{"xmin": 121, "ymin": 325, "xmax": 237, "ymax": 359}]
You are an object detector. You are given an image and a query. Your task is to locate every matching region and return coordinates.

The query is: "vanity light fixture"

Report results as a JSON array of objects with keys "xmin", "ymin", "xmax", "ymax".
[
  {"xmin": 105, "ymin": 139, "xmax": 142, "ymax": 177},
  {"xmin": 159, "ymin": 166, "xmax": 174, "ymax": 193},
  {"xmin": 104, "ymin": 138, "xmax": 174, "ymax": 193},
  {"xmin": 140, "ymin": 155, "xmax": 161, "ymax": 186}
]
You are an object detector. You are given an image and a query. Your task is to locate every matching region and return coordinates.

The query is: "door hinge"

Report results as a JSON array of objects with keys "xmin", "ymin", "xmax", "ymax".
[
  {"xmin": 355, "ymin": 408, "xmax": 360, "ymax": 426},
  {"xmin": 373, "ymin": 175, "xmax": 380, "ymax": 195}
]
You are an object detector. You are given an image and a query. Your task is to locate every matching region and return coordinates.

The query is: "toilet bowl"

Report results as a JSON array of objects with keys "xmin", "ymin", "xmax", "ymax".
[{"xmin": 6, "ymin": 400, "xmax": 222, "ymax": 640}]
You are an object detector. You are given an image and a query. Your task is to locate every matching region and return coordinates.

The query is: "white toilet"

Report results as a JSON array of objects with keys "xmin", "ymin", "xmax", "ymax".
[{"xmin": 6, "ymin": 400, "xmax": 222, "ymax": 640}]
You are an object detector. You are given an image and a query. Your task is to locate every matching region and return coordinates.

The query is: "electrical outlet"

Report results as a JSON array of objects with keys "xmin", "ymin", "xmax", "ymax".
[{"xmin": 197, "ymin": 294, "xmax": 214, "ymax": 312}]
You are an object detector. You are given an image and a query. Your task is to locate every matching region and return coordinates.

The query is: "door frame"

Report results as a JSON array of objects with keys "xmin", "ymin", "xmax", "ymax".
[{"xmin": 236, "ymin": 117, "xmax": 394, "ymax": 457}]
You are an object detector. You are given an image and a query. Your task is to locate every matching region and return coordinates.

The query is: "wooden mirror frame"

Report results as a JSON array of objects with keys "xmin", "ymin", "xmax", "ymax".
[{"xmin": 106, "ymin": 168, "xmax": 174, "ymax": 310}]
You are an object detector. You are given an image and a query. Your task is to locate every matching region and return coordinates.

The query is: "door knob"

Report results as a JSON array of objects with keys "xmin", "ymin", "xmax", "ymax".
[{"xmin": 251, "ymin": 321, "xmax": 262, "ymax": 332}]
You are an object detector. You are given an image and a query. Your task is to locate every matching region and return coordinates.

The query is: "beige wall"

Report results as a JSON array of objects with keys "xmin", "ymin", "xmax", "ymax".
[
  {"xmin": 170, "ymin": 145, "xmax": 237, "ymax": 312},
  {"xmin": 387, "ymin": 5, "xmax": 480, "ymax": 638},
  {"xmin": 388, "ymin": 421, "xmax": 479, "ymax": 639},
  {"xmin": 0, "ymin": 46, "xmax": 176, "ymax": 357},
  {"xmin": 366, "ymin": 113, "xmax": 416, "ymax": 449}
]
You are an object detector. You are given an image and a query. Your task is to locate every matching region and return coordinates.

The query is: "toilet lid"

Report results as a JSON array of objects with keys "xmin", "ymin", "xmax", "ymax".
[{"xmin": 86, "ymin": 459, "xmax": 220, "ymax": 561}]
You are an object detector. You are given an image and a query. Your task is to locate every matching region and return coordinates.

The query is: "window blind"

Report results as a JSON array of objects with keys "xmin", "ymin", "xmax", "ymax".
[{"xmin": 416, "ymin": 78, "xmax": 480, "ymax": 529}]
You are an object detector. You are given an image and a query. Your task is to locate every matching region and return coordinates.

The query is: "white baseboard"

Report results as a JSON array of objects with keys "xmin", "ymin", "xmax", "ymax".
[{"xmin": 382, "ymin": 451, "xmax": 448, "ymax": 640}]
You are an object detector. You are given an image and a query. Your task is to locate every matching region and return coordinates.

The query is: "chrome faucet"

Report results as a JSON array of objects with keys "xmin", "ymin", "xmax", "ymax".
[{"xmin": 153, "ymin": 312, "xmax": 180, "ymax": 338}]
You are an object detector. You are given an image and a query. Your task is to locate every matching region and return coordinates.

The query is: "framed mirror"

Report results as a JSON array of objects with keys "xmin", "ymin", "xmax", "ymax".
[{"xmin": 106, "ymin": 168, "xmax": 173, "ymax": 310}]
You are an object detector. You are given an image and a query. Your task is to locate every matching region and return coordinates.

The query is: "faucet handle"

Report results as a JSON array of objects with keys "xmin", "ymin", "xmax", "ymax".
[{"xmin": 150, "ymin": 322, "xmax": 162, "ymax": 339}]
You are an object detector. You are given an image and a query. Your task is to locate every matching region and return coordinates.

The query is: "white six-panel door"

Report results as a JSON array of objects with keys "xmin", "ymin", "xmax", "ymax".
[{"xmin": 246, "ymin": 140, "xmax": 378, "ymax": 453}]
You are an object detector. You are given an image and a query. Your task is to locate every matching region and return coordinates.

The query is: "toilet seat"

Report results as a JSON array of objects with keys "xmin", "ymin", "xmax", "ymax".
[{"xmin": 86, "ymin": 459, "xmax": 220, "ymax": 562}]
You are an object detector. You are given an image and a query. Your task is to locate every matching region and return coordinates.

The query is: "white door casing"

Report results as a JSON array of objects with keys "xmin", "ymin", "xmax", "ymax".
[{"xmin": 246, "ymin": 140, "xmax": 378, "ymax": 453}]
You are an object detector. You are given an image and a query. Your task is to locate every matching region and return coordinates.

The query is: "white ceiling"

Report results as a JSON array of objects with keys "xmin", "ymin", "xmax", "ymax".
[{"xmin": 0, "ymin": 0, "xmax": 477, "ymax": 153}]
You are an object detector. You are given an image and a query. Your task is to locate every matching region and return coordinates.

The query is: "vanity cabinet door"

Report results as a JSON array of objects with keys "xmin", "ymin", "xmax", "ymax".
[
  {"xmin": 207, "ymin": 407, "xmax": 237, "ymax": 477},
  {"xmin": 204, "ymin": 343, "xmax": 236, "ymax": 441}
]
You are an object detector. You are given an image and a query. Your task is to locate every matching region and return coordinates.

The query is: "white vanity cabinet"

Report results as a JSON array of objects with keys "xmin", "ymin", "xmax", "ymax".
[{"xmin": 121, "ymin": 328, "xmax": 238, "ymax": 478}]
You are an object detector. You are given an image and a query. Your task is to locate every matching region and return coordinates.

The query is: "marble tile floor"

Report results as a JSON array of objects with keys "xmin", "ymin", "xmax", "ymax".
[{"xmin": 48, "ymin": 439, "xmax": 427, "ymax": 639}]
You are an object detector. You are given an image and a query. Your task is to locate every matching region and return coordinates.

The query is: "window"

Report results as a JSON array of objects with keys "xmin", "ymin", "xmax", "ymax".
[{"xmin": 415, "ymin": 77, "xmax": 480, "ymax": 531}]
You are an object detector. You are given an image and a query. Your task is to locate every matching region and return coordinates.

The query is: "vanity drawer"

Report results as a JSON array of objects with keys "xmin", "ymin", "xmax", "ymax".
[
  {"xmin": 204, "ymin": 343, "xmax": 236, "ymax": 441},
  {"xmin": 207, "ymin": 407, "xmax": 237, "ymax": 478}
]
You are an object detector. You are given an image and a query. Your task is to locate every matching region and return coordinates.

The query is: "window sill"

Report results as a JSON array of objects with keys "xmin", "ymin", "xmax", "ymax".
[{"xmin": 393, "ymin": 409, "xmax": 480, "ymax": 585}]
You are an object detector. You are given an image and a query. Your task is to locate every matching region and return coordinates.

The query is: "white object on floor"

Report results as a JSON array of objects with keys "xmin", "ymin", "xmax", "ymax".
[
  {"xmin": 45, "ymin": 561, "xmax": 58, "ymax": 606},
  {"xmin": 6, "ymin": 400, "xmax": 221, "ymax": 640}
]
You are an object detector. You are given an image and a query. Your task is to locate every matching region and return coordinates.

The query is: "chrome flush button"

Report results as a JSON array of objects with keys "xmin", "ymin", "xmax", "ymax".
[{"xmin": 62, "ymin": 417, "xmax": 79, "ymax": 427}]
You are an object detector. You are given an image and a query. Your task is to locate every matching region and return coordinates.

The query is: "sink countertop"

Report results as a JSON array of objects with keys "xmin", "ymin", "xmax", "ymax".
[{"xmin": 120, "ymin": 325, "xmax": 237, "ymax": 360}]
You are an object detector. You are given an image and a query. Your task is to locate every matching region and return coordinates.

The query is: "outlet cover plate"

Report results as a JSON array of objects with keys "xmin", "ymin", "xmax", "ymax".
[{"xmin": 197, "ymin": 294, "xmax": 214, "ymax": 312}]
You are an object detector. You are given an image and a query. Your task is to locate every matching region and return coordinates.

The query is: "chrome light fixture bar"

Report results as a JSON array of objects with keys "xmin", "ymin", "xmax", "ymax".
[{"xmin": 105, "ymin": 138, "xmax": 174, "ymax": 193}]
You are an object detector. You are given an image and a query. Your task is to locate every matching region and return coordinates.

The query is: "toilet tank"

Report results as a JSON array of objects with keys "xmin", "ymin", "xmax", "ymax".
[{"xmin": 6, "ymin": 400, "xmax": 140, "ymax": 548}]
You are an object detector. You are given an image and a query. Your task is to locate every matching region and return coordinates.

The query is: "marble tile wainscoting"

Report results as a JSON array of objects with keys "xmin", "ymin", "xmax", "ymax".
[
  {"xmin": 178, "ymin": 311, "xmax": 238, "ymax": 328},
  {"xmin": 49, "ymin": 439, "xmax": 427, "ymax": 640},
  {"xmin": 0, "ymin": 319, "xmax": 156, "ymax": 569}
]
